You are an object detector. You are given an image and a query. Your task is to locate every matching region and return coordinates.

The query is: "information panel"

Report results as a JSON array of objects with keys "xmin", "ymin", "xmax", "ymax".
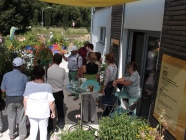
[{"xmin": 154, "ymin": 54, "xmax": 186, "ymax": 139}]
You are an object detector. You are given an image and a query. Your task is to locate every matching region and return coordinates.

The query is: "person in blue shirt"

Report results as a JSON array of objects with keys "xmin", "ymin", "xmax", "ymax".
[{"xmin": 1, "ymin": 57, "xmax": 28, "ymax": 140}]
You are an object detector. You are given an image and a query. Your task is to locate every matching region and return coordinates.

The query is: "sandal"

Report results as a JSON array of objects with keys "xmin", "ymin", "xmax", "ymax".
[{"xmin": 73, "ymin": 97, "xmax": 79, "ymax": 101}]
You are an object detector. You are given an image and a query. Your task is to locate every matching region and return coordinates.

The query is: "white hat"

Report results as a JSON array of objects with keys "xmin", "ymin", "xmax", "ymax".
[
  {"xmin": 69, "ymin": 46, "xmax": 78, "ymax": 51},
  {"xmin": 12, "ymin": 57, "xmax": 25, "ymax": 67},
  {"xmin": 50, "ymin": 32, "xmax": 53, "ymax": 34}
]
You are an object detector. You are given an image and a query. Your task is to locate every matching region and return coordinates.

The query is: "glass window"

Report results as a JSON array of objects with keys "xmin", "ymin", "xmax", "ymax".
[{"xmin": 100, "ymin": 27, "xmax": 106, "ymax": 44}]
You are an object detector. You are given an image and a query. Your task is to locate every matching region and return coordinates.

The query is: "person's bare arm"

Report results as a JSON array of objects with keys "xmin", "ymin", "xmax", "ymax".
[
  {"xmin": 49, "ymin": 101, "xmax": 56, "ymax": 118},
  {"xmin": 115, "ymin": 77, "xmax": 125, "ymax": 82},
  {"xmin": 23, "ymin": 98, "xmax": 28, "ymax": 108},
  {"xmin": 79, "ymin": 65, "xmax": 86, "ymax": 77},
  {"xmin": 77, "ymin": 67, "xmax": 82, "ymax": 79},
  {"xmin": 23, "ymin": 98, "xmax": 28, "ymax": 114},
  {"xmin": 115, "ymin": 80, "xmax": 132, "ymax": 87},
  {"xmin": 1, "ymin": 90, "xmax": 5, "ymax": 92},
  {"xmin": 61, "ymin": 54, "xmax": 68, "ymax": 61}
]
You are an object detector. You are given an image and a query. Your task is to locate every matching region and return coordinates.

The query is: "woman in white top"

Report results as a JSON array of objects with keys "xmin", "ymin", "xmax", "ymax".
[
  {"xmin": 23, "ymin": 65, "xmax": 55, "ymax": 140},
  {"xmin": 102, "ymin": 53, "xmax": 117, "ymax": 96}
]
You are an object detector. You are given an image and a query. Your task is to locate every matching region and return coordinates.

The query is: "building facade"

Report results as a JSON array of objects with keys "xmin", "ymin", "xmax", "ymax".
[{"xmin": 91, "ymin": 0, "xmax": 186, "ymax": 139}]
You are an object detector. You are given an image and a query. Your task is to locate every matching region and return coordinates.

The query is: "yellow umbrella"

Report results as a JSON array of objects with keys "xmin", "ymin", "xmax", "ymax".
[{"xmin": 39, "ymin": 0, "xmax": 136, "ymax": 7}]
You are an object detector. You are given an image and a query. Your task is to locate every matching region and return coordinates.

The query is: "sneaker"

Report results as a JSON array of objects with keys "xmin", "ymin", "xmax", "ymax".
[{"xmin": 0, "ymin": 132, "xmax": 3, "ymax": 138}]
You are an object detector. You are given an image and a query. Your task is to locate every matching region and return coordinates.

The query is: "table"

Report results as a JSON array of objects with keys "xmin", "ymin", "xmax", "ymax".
[{"xmin": 65, "ymin": 83, "xmax": 97, "ymax": 130}]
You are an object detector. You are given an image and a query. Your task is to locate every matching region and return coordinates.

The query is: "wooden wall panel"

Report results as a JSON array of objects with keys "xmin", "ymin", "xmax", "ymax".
[
  {"xmin": 149, "ymin": 0, "xmax": 186, "ymax": 139},
  {"xmin": 111, "ymin": 5, "xmax": 123, "ymax": 40}
]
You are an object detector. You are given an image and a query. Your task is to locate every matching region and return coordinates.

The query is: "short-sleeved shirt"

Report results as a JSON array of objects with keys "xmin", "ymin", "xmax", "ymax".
[
  {"xmin": 125, "ymin": 71, "xmax": 141, "ymax": 97},
  {"xmin": 1, "ymin": 69, "xmax": 28, "ymax": 96},
  {"xmin": 103, "ymin": 64, "xmax": 117, "ymax": 86},
  {"xmin": 23, "ymin": 81, "xmax": 55, "ymax": 119},
  {"xmin": 47, "ymin": 64, "xmax": 66, "ymax": 93},
  {"xmin": 67, "ymin": 53, "xmax": 83, "ymax": 71}
]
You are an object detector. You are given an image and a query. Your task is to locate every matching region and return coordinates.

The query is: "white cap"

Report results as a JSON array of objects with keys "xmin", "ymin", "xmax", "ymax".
[
  {"xmin": 50, "ymin": 32, "xmax": 53, "ymax": 34},
  {"xmin": 12, "ymin": 57, "xmax": 25, "ymax": 67},
  {"xmin": 69, "ymin": 46, "xmax": 78, "ymax": 51}
]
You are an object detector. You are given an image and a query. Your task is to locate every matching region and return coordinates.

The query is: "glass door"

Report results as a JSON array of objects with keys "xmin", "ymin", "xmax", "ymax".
[
  {"xmin": 127, "ymin": 31, "xmax": 146, "ymax": 80},
  {"xmin": 127, "ymin": 31, "xmax": 160, "ymax": 118},
  {"xmin": 140, "ymin": 34, "xmax": 160, "ymax": 118}
]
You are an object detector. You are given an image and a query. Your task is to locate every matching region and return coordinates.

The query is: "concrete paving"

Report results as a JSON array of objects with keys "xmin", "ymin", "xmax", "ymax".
[{"xmin": 0, "ymin": 54, "xmax": 102, "ymax": 140}]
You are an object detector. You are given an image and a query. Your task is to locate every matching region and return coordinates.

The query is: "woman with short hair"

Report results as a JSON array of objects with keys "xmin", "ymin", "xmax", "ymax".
[
  {"xmin": 113, "ymin": 61, "xmax": 141, "ymax": 99},
  {"xmin": 23, "ymin": 65, "xmax": 55, "ymax": 140}
]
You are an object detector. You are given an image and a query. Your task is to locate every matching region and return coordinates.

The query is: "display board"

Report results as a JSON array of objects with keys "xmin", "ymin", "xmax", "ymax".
[{"xmin": 154, "ymin": 54, "xmax": 186, "ymax": 139}]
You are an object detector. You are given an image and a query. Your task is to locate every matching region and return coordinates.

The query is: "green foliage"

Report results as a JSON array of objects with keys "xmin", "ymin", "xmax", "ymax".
[
  {"xmin": 58, "ymin": 128, "xmax": 96, "ymax": 140},
  {"xmin": 0, "ymin": 1, "xmax": 91, "ymax": 34},
  {"xmin": 72, "ymin": 40, "xmax": 84, "ymax": 49},
  {"xmin": 0, "ymin": 0, "xmax": 35, "ymax": 34},
  {"xmin": 66, "ymin": 28, "xmax": 89, "ymax": 35},
  {"xmin": 0, "ymin": 27, "xmax": 89, "ymax": 80},
  {"xmin": 98, "ymin": 113, "xmax": 150, "ymax": 140},
  {"xmin": 0, "ymin": 46, "xmax": 13, "ymax": 82}
]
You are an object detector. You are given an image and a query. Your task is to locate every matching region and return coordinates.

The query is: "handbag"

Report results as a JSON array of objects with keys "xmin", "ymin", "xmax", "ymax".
[
  {"xmin": 0, "ymin": 97, "xmax": 5, "ymax": 110},
  {"xmin": 104, "ymin": 81, "xmax": 115, "ymax": 96}
]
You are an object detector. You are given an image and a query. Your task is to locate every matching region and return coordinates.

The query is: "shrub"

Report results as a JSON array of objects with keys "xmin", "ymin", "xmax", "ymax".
[
  {"xmin": 98, "ymin": 113, "xmax": 149, "ymax": 140},
  {"xmin": 53, "ymin": 126, "xmax": 96, "ymax": 140},
  {"xmin": 61, "ymin": 129, "xmax": 96, "ymax": 140}
]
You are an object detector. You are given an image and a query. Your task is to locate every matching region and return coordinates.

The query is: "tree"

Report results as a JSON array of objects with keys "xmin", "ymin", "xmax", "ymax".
[
  {"xmin": 0, "ymin": 0, "xmax": 91, "ymax": 34},
  {"xmin": 0, "ymin": 0, "xmax": 34, "ymax": 34}
]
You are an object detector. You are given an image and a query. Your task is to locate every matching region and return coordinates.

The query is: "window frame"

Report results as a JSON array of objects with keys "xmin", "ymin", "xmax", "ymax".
[{"xmin": 99, "ymin": 27, "xmax": 106, "ymax": 45}]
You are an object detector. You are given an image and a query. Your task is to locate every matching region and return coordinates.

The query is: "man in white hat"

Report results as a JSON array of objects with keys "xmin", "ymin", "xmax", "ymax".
[
  {"xmin": 1, "ymin": 57, "xmax": 28, "ymax": 140},
  {"xmin": 62, "ymin": 46, "xmax": 83, "ymax": 101}
]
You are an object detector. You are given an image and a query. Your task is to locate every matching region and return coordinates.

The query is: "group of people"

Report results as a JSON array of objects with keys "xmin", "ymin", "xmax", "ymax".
[
  {"xmin": 0, "ymin": 54, "xmax": 65, "ymax": 140},
  {"xmin": 61, "ymin": 42, "xmax": 140, "ymax": 123},
  {"xmin": 0, "ymin": 40, "xmax": 141, "ymax": 140}
]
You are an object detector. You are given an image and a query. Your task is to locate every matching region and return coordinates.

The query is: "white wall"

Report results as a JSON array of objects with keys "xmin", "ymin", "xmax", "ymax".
[
  {"xmin": 124, "ymin": 0, "xmax": 165, "ymax": 31},
  {"xmin": 91, "ymin": 7, "xmax": 112, "ymax": 55}
]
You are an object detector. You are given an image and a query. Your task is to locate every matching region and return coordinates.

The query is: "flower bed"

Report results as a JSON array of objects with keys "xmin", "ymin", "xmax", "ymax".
[{"xmin": 52, "ymin": 109, "xmax": 167, "ymax": 140}]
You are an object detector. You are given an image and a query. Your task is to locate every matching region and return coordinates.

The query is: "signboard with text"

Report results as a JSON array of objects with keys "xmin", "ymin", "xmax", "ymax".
[{"xmin": 154, "ymin": 54, "xmax": 186, "ymax": 139}]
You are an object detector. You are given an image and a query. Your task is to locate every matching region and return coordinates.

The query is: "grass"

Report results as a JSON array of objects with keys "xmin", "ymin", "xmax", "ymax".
[{"xmin": 31, "ymin": 27, "xmax": 89, "ymax": 36}]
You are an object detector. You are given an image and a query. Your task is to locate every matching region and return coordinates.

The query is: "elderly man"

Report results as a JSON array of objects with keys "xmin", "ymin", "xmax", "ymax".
[
  {"xmin": 47, "ymin": 53, "xmax": 66, "ymax": 131},
  {"xmin": 1, "ymin": 57, "xmax": 28, "ymax": 140},
  {"xmin": 62, "ymin": 46, "xmax": 83, "ymax": 101}
]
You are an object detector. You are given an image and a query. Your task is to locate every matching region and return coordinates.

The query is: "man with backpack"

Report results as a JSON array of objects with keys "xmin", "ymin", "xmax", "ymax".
[{"xmin": 62, "ymin": 46, "xmax": 83, "ymax": 101}]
